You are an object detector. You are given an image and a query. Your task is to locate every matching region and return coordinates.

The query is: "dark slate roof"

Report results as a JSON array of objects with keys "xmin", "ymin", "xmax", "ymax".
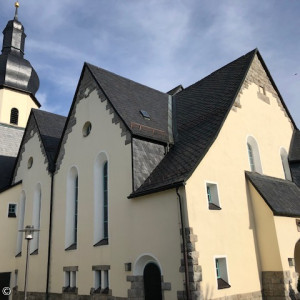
[
  {"xmin": 0, "ymin": 155, "xmax": 17, "ymax": 190},
  {"xmin": 246, "ymin": 171, "xmax": 300, "ymax": 217},
  {"xmin": 130, "ymin": 49, "xmax": 257, "ymax": 197},
  {"xmin": 32, "ymin": 109, "xmax": 66, "ymax": 170},
  {"xmin": 86, "ymin": 63, "xmax": 170, "ymax": 143},
  {"xmin": 289, "ymin": 130, "xmax": 300, "ymax": 162}
]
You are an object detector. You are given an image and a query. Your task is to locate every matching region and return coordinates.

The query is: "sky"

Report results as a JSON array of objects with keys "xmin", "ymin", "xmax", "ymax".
[{"xmin": 0, "ymin": 0, "xmax": 299, "ymax": 126}]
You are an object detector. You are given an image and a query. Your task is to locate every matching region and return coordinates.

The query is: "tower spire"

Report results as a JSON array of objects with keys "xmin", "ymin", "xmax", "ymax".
[{"xmin": 14, "ymin": 1, "xmax": 20, "ymax": 20}]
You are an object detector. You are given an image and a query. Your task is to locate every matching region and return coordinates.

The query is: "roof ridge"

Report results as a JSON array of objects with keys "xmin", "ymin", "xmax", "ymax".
[
  {"xmin": 177, "ymin": 49, "xmax": 257, "ymax": 95},
  {"xmin": 85, "ymin": 62, "xmax": 168, "ymax": 96},
  {"xmin": 32, "ymin": 108, "xmax": 66, "ymax": 119}
]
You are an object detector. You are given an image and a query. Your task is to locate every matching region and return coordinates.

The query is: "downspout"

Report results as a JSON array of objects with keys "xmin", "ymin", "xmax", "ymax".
[
  {"xmin": 176, "ymin": 187, "xmax": 191, "ymax": 300},
  {"xmin": 46, "ymin": 170, "xmax": 54, "ymax": 300}
]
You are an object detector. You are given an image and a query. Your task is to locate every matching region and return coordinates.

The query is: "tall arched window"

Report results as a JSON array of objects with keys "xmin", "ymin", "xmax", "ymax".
[
  {"xmin": 31, "ymin": 183, "xmax": 41, "ymax": 254},
  {"xmin": 65, "ymin": 167, "xmax": 79, "ymax": 249},
  {"xmin": 10, "ymin": 108, "xmax": 19, "ymax": 125},
  {"xmin": 280, "ymin": 148, "xmax": 292, "ymax": 180},
  {"xmin": 16, "ymin": 191, "xmax": 26, "ymax": 255},
  {"xmin": 247, "ymin": 136, "xmax": 262, "ymax": 174},
  {"xmin": 94, "ymin": 153, "xmax": 108, "ymax": 245}
]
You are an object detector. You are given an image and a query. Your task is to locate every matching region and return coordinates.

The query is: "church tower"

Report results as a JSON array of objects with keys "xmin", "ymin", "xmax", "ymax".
[{"xmin": 0, "ymin": 2, "xmax": 40, "ymax": 128}]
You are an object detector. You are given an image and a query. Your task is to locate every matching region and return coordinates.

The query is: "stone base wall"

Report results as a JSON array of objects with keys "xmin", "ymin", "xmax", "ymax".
[
  {"xmin": 262, "ymin": 271, "xmax": 298, "ymax": 300},
  {"xmin": 211, "ymin": 291, "xmax": 262, "ymax": 300},
  {"xmin": 177, "ymin": 227, "xmax": 202, "ymax": 300},
  {"xmin": 12, "ymin": 291, "xmax": 127, "ymax": 300}
]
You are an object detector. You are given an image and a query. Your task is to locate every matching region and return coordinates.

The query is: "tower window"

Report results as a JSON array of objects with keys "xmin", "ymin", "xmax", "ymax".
[{"xmin": 10, "ymin": 108, "xmax": 19, "ymax": 125}]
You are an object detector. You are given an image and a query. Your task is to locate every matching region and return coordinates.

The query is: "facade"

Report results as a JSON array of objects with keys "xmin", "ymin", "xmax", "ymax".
[{"xmin": 1, "ymin": 6, "xmax": 300, "ymax": 300}]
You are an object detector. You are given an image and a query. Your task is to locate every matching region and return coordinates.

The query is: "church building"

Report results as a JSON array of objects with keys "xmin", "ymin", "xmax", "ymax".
[{"xmin": 1, "ymin": 3, "xmax": 300, "ymax": 300}]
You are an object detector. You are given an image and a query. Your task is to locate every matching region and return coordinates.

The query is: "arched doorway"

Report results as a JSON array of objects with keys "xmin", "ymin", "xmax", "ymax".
[
  {"xmin": 294, "ymin": 239, "xmax": 300, "ymax": 274},
  {"xmin": 143, "ymin": 263, "xmax": 162, "ymax": 300}
]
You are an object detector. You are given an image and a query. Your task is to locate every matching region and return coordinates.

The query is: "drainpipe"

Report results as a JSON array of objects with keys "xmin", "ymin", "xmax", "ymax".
[
  {"xmin": 46, "ymin": 170, "xmax": 54, "ymax": 300},
  {"xmin": 176, "ymin": 187, "xmax": 191, "ymax": 300}
]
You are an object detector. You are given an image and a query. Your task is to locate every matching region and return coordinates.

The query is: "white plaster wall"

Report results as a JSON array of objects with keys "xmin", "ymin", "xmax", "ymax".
[
  {"xmin": 50, "ymin": 88, "xmax": 183, "ymax": 299},
  {"xmin": 13, "ymin": 132, "xmax": 52, "ymax": 293},
  {"xmin": 185, "ymin": 72, "xmax": 294, "ymax": 299}
]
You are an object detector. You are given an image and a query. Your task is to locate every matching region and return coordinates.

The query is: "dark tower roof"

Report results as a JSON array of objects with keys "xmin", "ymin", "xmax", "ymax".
[{"xmin": 0, "ymin": 4, "xmax": 39, "ymax": 95}]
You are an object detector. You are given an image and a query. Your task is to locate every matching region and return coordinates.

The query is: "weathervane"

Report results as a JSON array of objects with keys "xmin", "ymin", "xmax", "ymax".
[{"xmin": 14, "ymin": 1, "xmax": 20, "ymax": 20}]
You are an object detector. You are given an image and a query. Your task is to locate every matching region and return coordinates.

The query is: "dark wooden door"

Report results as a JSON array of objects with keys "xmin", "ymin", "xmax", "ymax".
[
  {"xmin": 0, "ymin": 272, "xmax": 11, "ymax": 300},
  {"xmin": 143, "ymin": 263, "xmax": 162, "ymax": 300}
]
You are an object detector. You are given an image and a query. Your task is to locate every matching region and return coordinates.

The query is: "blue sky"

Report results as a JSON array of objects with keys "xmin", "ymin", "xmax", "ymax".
[{"xmin": 1, "ymin": 1, "xmax": 299, "ymax": 126}]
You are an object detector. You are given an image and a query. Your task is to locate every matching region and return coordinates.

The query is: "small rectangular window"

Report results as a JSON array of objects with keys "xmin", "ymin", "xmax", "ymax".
[
  {"xmin": 63, "ymin": 269, "xmax": 77, "ymax": 293},
  {"xmin": 206, "ymin": 183, "xmax": 221, "ymax": 210},
  {"xmin": 288, "ymin": 258, "xmax": 295, "ymax": 267},
  {"xmin": 259, "ymin": 85, "xmax": 266, "ymax": 95},
  {"xmin": 8, "ymin": 203, "xmax": 17, "ymax": 217},
  {"xmin": 92, "ymin": 269, "xmax": 109, "ymax": 294},
  {"xmin": 215, "ymin": 258, "xmax": 230, "ymax": 289}
]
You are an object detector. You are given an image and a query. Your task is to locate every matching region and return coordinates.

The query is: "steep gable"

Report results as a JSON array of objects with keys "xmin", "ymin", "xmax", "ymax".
[
  {"xmin": 130, "ymin": 49, "xmax": 297, "ymax": 198},
  {"xmin": 86, "ymin": 63, "xmax": 170, "ymax": 143},
  {"xmin": 12, "ymin": 110, "xmax": 65, "ymax": 182},
  {"xmin": 130, "ymin": 49, "xmax": 257, "ymax": 197}
]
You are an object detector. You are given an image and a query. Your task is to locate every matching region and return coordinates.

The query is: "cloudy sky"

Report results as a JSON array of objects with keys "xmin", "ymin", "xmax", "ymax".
[{"xmin": 1, "ymin": 1, "xmax": 299, "ymax": 126}]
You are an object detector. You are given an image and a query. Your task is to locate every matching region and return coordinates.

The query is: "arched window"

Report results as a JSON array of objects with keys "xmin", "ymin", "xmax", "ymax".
[
  {"xmin": 94, "ymin": 153, "xmax": 108, "ymax": 245},
  {"xmin": 247, "ymin": 136, "xmax": 262, "ymax": 173},
  {"xmin": 280, "ymin": 148, "xmax": 292, "ymax": 180},
  {"xmin": 16, "ymin": 191, "xmax": 26, "ymax": 255},
  {"xmin": 31, "ymin": 184, "xmax": 41, "ymax": 254},
  {"xmin": 10, "ymin": 108, "xmax": 19, "ymax": 125},
  {"xmin": 65, "ymin": 167, "xmax": 78, "ymax": 249}
]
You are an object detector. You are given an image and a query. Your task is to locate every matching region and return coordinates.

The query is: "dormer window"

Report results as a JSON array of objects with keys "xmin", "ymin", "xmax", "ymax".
[
  {"xmin": 140, "ymin": 110, "xmax": 150, "ymax": 120},
  {"xmin": 10, "ymin": 108, "xmax": 19, "ymax": 125}
]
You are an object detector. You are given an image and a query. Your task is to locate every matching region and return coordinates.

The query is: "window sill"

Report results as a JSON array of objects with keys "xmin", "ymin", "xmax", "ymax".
[
  {"xmin": 217, "ymin": 278, "xmax": 231, "ymax": 289},
  {"xmin": 90, "ymin": 287, "xmax": 110, "ymax": 295},
  {"xmin": 15, "ymin": 252, "xmax": 21, "ymax": 258},
  {"xmin": 65, "ymin": 243, "xmax": 77, "ymax": 251},
  {"xmin": 93, "ymin": 238, "xmax": 108, "ymax": 247},
  {"xmin": 209, "ymin": 203, "xmax": 221, "ymax": 210},
  {"xmin": 30, "ymin": 249, "xmax": 38, "ymax": 255},
  {"xmin": 8, "ymin": 214, "xmax": 16, "ymax": 218},
  {"xmin": 62, "ymin": 286, "xmax": 78, "ymax": 294}
]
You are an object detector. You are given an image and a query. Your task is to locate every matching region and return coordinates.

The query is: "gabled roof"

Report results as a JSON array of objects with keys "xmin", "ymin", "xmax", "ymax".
[
  {"xmin": 246, "ymin": 171, "xmax": 300, "ymax": 217},
  {"xmin": 289, "ymin": 130, "xmax": 300, "ymax": 162},
  {"xmin": 11, "ymin": 109, "xmax": 66, "ymax": 182},
  {"xmin": 32, "ymin": 109, "xmax": 66, "ymax": 170},
  {"xmin": 86, "ymin": 63, "xmax": 170, "ymax": 143},
  {"xmin": 130, "ymin": 49, "xmax": 257, "ymax": 197}
]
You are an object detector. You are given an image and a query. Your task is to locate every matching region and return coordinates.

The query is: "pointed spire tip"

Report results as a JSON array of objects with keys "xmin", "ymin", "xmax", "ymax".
[{"xmin": 14, "ymin": 1, "xmax": 19, "ymax": 20}]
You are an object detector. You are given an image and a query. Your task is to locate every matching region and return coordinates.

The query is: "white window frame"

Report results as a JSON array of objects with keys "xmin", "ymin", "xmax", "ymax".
[
  {"xmin": 246, "ymin": 136, "xmax": 263, "ymax": 174},
  {"xmin": 94, "ymin": 152, "xmax": 109, "ymax": 245},
  {"xmin": 65, "ymin": 166, "xmax": 79, "ymax": 249},
  {"xmin": 205, "ymin": 181, "xmax": 221, "ymax": 209},
  {"xmin": 213, "ymin": 255, "xmax": 230, "ymax": 290}
]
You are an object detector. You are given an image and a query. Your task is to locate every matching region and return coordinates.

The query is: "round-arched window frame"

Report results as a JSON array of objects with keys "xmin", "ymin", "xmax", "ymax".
[
  {"xmin": 82, "ymin": 122, "xmax": 92, "ymax": 137},
  {"xmin": 27, "ymin": 157, "xmax": 33, "ymax": 169}
]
